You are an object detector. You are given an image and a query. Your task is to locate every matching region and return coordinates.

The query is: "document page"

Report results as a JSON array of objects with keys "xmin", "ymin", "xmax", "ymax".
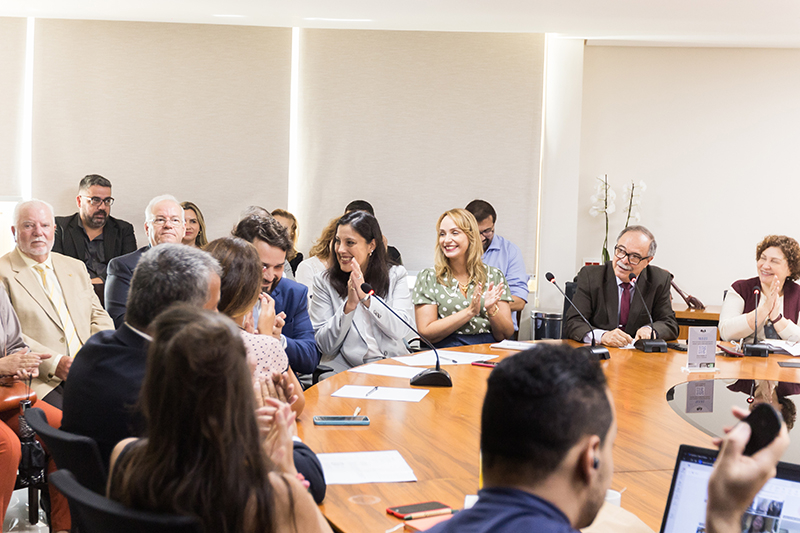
[{"xmin": 317, "ymin": 450, "xmax": 417, "ymax": 484}]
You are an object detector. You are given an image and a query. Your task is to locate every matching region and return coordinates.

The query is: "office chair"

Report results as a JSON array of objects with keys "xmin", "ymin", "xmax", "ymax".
[
  {"xmin": 24, "ymin": 407, "xmax": 107, "ymax": 495},
  {"xmin": 49, "ymin": 470, "xmax": 202, "ymax": 533}
]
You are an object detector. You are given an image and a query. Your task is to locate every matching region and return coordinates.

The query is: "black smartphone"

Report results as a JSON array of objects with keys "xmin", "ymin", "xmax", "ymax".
[
  {"xmin": 386, "ymin": 501, "xmax": 449, "ymax": 519},
  {"xmin": 742, "ymin": 403, "xmax": 782, "ymax": 456},
  {"xmin": 312, "ymin": 416, "xmax": 370, "ymax": 426}
]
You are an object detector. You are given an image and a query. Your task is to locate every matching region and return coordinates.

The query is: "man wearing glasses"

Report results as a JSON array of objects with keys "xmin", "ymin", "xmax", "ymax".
[
  {"xmin": 53, "ymin": 175, "xmax": 137, "ymax": 303},
  {"xmin": 563, "ymin": 225, "xmax": 678, "ymax": 347},
  {"xmin": 105, "ymin": 194, "xmax": 186, "ymax": 327},
  {"xmin": 465, "ymin": 200, "xmax": 529, "ymax": 329}
]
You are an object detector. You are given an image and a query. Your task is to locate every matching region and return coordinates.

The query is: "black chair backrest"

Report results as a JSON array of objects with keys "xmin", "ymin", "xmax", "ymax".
[
  {"xmin": 561, "ymin": 280, "xmax": 578, "ymax": 333},
  {"xmin": 50, "ymin": 470, "xmax": 203, "ymax": 533},
  {"xmin": 24, "ymin": 407, "xmax": 107, "ymax": 495}
]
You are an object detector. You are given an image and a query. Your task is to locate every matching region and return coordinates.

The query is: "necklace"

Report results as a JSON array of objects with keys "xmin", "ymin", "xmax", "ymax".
[{"xmin": 458, "ymin": 280, "xmax": 470, "ymax": 296}]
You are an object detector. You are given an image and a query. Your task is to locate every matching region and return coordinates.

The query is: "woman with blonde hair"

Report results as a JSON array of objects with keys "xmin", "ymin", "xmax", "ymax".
[
  {"xmin": 180, "ymin": 201, "xmax": 208, "ymax": 248},
  {"xmin": 413, "ymin": 208, "xmax": 514, "ymax": 348},
  {"xmin": 295, "ymin": 217, "xmax": 340, "ymax": 300},
  {"xmin": 271, "ymin": 209, "xmax": 303, "ymax": 275}
]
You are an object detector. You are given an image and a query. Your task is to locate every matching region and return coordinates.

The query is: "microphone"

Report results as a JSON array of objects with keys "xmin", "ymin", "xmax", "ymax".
[
  {"xmin": 361, "ymin": 283, "xmax": 452, "ymax": 387},
  {"xmin": 545, "ymin": 273, "xmax": 610, "ymax": 361},
  {"xmin": 627, "ymin": 273, "xmax": 668, "ymax": 353},
  {"xmin": 743, "ymin": 287, "xmax": 769, "ymax": 357}
]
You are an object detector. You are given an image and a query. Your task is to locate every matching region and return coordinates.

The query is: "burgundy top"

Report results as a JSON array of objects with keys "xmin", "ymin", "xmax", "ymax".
[{"xmin": 731, "ymin": 276, "xmax": 800, "ymax": 324}]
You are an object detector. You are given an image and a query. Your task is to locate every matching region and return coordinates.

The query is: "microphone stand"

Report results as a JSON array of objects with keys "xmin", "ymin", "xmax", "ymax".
[
  {"xmin": 360, "ymin": 283, "xmax": 452, "ymax": 387},
  {"xmin": 743, "ymin": 288, "xmax": 769, "ymax": 357},
  {"xmin": 629, "ymin": 273, "xmax": 668, "ymax": 353},
  {"xmin": 545, "ymin": 273, "xmax": 610, "ymax": 361}
]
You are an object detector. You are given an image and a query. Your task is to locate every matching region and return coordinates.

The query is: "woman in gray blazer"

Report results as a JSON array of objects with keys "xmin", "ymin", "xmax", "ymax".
[{"xmin": 310, "ymin": 211, "xmax": 413, "ymax": 373}]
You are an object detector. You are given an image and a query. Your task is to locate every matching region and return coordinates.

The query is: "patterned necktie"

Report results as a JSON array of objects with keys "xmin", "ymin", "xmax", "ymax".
[
  {"xmin": 34, "ymin": 264, "xmax": 82, "ymax": 357},
  {"xmin": 619, "ymin": 282, "xmax": 632, "ymax": 329}
]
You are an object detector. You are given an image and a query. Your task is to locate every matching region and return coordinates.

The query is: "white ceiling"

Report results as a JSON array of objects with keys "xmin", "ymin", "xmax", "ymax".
[{"xmin": 2, "ymin": 0, "xmax": 800, "ymax": 48}]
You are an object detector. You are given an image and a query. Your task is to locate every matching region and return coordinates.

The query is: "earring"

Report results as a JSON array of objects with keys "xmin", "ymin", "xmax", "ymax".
[{"xmin": 592, "ymin": 457, "xmax": 599, "ymax": 469}]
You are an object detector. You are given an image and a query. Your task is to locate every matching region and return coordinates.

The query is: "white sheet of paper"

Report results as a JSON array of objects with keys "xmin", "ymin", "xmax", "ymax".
[
  {"xmin": 490, "ymin": 340, "xmax": 538, "ymax": 351},
  {"xmin": 392, "ymin": 350, "xmax": 496, "ymax": 366},
  {"xmin": 763, "ymin": 339, "xmax": 800, "ymax": 356},
  {"xmin": 348, "ymin": 362, "xmax": 422, "ymax": 379},
  {"xmin": 332, "ymin": 385, "xmax": 429, "ymax": 402},
  {"xmin": 318, "ymin": 450, "xmax": 417, "ymax": 484}
]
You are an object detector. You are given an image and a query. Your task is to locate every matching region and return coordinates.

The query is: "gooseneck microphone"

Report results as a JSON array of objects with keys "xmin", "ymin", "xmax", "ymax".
[
  {"xmin": 743, "ymin": 287, "xmax": 769, "ymax": 357},
  {"xmin": 361, "ymin": 283, "xmax": 452, "ymax": 387},
  {"xmin": 545, "ymin": 273, "xmax": 610, "ymax": 361},
  {"xmin": 627, "ymin": 273, "xmax": 668, "ymax": 353}
]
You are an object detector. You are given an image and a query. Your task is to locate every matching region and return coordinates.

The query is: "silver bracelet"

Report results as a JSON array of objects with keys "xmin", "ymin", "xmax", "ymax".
[{"xmin": 360, "ymin": 294, "xmax": 371, "ymax": 305}]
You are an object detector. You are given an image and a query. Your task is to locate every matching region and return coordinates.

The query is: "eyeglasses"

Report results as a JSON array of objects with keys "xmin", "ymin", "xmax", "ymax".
[
  {"xmin": 151, "ymin": 217, "xmax": 183, "ymax": 227},
  {"xmin": 82, "ymin": 196, "xmax": 114, "ymax": 207},
  {"xmin": 479, "ymin": 226, "xmax": 495, "ymax": 238},
  {"xmin": 614, "ymin": 245, "xmax": 648, "ymax": 265}
]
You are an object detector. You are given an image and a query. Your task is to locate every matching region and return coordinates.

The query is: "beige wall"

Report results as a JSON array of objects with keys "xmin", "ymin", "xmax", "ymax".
[{"xmin": 0, "ymin": 17, "xmax": 27, "ymax": 201}]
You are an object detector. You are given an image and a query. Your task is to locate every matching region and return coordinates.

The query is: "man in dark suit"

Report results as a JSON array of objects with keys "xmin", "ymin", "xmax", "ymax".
[
  {"xmin": 233, "ymin": 214, "xmax": 320, "ymax": 374},
  {"xmin": 563, "ymin": 225, "xmax": 678, "ymax": 347},
  {"xmin": 53, "ymin": 174, "xmax": 137, "ymax": 304},
  {"xmin": 105, "ymin": 194, "xmax": 185, "ymax": 327}
]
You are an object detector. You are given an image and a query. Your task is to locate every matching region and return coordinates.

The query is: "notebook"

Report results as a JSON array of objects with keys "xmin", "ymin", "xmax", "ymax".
[{"xmin": 660, "ymin": 445, "xmax": 800, "ymax": 533}]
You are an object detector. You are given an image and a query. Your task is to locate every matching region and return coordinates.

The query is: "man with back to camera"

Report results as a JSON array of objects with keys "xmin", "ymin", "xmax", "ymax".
[
  {"xmin": 53, "ymin": 174, "xmax": 137, "ymax": 304},
  {"xmin": 105, "ymin": 194, "xmax": 185, "ymax": 327},
  {"xmin": 465, "ymin": 199, "xmax": 528, "ymax": 328},
  {"xmin": 428, "ymin": 344, "xmax": 789, "ymax": 533},
  {"xmin": 563, "ymin": 225, "xmax": 679, "ymax": 347},
  {"xmin": 233, "ymin": 214, "xmax": 320, "ymax": 374},
  {"xmin": 0, "ymin": 199, "xmax": 114, "ymax": 406}
]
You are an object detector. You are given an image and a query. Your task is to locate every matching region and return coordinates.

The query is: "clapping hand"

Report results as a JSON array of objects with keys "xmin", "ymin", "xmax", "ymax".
[
  {"xmin": 483, "ymin": 282, "xmax": 505, "ymax": 315},
  {"xmin": 467, "ymin": 282, "xmax": 483, "ymax": 317},
  {"xmin": 256, "ymin": 293, "xmax": 276, "ymax": 336}
]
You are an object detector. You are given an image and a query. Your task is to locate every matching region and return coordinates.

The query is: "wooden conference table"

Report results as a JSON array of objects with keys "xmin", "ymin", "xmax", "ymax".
[{"xmin": 297, "ymin": 342, "xmax": 800, "ymax": 532}]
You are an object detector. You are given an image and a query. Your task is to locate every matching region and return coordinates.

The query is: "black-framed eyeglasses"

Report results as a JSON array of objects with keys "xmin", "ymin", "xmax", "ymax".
[
  {"xmin": 479, "ymin": 226, "xmax": 495, "ymax": 238},
  {"xmin": 614, "ymin": 245, "xmax": 648, "ymax": 265},
  {"xmin": 82, "ymin": 196, "xmax": 114, "ymax": 207}
]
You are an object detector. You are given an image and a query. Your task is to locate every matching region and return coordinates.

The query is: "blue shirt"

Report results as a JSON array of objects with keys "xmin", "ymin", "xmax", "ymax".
[
  {"xmin": 428, "ymin": 487, "xmax": 576, "ymax": 533},
  {"xmin": 482, "ymin": 234, "xmax": 529, "ymax": 328}
]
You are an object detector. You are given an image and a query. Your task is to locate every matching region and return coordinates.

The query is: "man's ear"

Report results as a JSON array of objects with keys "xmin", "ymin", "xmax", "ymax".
[
  {"xmin": 578, "ymin": 435, "xmax": 602, "ymax": 483},
  {"xmin": 11, "ymin": 226, "xmax": 16, "ymax": 242},
  {"xmin": 75, "ymin": 194, "xmax": 82, "ymax": 209}
]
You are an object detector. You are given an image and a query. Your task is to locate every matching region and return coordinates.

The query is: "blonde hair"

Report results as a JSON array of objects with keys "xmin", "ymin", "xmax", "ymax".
[
  {"xmin": 271, "ymin": 209, "xmax": 299, "ymax": 261},
  {"xmin": 434, "ymin": 208, "xmax": 487, "ymax": 287},
  {"xmin": 309, "ymin": 217, "xmax": 340, "ymax": 262}
]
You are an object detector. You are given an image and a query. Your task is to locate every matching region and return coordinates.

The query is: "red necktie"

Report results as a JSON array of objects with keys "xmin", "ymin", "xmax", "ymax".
[{"xmin": 619, "ymin": 282, "xmax": 632, "ymax": 329}]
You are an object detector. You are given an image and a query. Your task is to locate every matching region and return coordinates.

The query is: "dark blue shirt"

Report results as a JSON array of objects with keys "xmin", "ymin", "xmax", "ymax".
[{"xmin": 428, "ymin": 487, "xmax": 576, "ymax": 533}]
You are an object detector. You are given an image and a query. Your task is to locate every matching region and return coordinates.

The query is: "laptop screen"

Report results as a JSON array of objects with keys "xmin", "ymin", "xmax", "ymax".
[{"xmin": 660, "ymin": 445, "xmax": 800, "ymax": 533}]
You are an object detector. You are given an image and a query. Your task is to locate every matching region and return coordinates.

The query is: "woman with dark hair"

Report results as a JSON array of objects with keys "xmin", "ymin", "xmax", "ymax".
[
  {"xmin": 180, "ymin": 201, "xmax": 208, "ymax": 248},
  {"xmin": 720, "ymin": 235, "xmax": 800, "ymax": 342},
  {"xmin": 271, "ymin": 209, "xmax": 304, "ymax": 275},
  {"xmin": 107, "ymin": 306, "xmax": 331, "ymax": 533},
  {"xmin": 204, "ymin": 237, "xmax": 304, "ymax": 416},
  {"xmin": 413, "ymin": 208, "xmax": 514, "ymax": 348},
  {"xmin": 309, "ymin": 211, "xmax": 413, "ymax": 372},
  {"xmin": 295, "ymin": 217, "xmax": 339, "ymax": 301}
]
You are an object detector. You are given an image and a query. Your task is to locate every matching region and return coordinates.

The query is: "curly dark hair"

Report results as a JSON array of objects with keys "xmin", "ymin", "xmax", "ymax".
[{"xmin": 756, "ymin": 235, "xmax": 800, "ymax": 281}]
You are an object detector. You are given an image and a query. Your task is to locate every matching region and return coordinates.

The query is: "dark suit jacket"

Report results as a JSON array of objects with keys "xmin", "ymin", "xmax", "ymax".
[
  {"xmin": 271, "ymin": 278, "xmax": 320, "ymax": 374},
  {"xmin": 563, "ymin": 262, "xmax": 678, "ymax": 342},
  {"xmin": 53, "ymin": 213, "xmax": 137, "ymax": 279},
  {"xmin": 61, "ymin": 324, "xmax": 148, "ymax": 467},
  {"xmin": 61, "ymin": 324, "xmax": 328, "ymax": 502},
  {"xmin": 105, "ymin": 246, "xmax": 149, "ymax": 328}
]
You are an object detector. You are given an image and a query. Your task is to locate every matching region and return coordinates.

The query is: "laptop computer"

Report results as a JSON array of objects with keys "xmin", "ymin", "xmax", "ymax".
[{"xmin": 660, "ymin": 445, "xmax": 800, "ymax": 533}]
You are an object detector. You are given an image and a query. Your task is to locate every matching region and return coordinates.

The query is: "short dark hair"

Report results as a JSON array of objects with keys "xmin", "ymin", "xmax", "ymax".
[
  {"xmin": 465, "ymin": 199, "xmax": 496, "ymax": 224},
  {"xmin": 344, "ymin": 200, "xmax": 375, "ymax": 216},
  {"xmin": 79, "ymin": 174, "xmax": 112, "ymax": 192},
  {"xmin": 756, "ymin": 235, "xmax": 800, "ymax": 282},
  {"xmin": 126, "ymin": 245, "xmax": 222, "ymax": 330},
  {"xmin": 231, "ymin": 214, "xmax": 292, "ymax": 253},
  {"xmin": 481, "ymin": 345, "xmax": 612, "ymax": 484},
  {"xmin": 325, "ymin": 211, "xmax": 390, "ymax": 299}
]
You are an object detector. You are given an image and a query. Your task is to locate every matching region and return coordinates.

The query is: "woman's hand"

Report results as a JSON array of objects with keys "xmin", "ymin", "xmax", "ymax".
[
  {"xmin": 483, "ymin": 282, "xmax": 505, "ymax": 314},
  {"xmin": 257, "ymin": 293, "xmax": 277, "ymax": 336},
  {"xmin": 260, "ymin": 398, "xmax": 297, "ymax": 475},
  {"xmin": 345, "ymin": 260, "xmax": 368, "ymax": 314},
  {"xmin": 0, "ymin": 348, "xmax": 47, "ymax": 379},
  {"xmin": 767, "ymin": 276, "xmax": 783, "ymax": 321},
  {"xmin": 467, "ymin": 282, "xmax": 483, "ymax": 317}
]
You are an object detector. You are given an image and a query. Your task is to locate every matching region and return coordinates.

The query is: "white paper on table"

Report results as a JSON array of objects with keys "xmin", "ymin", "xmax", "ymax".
[
  {"xmin": 318, "ymin": 450, "xmax": 417, "ymax": 485},
  {"xmin": 332, "ymin": 385, "xmax": 429, "ymax": 402},
  {"xmin": 763, "ymin": 339, "xmax": 800, "ymax": 356},
  {"xmin": 392, "ymin": 350, "xmax": 497, "ymax": 366},
  {"xmin": 490, "ymin": 339, "xmax": 538, "ymax": 351},
  {"xmin": 347, "ymin": 362, "xmax": 422, "ymax": 379}
]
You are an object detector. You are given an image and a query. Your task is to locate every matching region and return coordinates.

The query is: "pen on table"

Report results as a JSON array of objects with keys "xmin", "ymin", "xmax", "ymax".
[
  {"xmin": 365, "ymin": 386, "xmax": 379, "ymax": 397},
  {"xmin": 404, "ymin": 509, "xmax": 457, "ymax": 520},
  {"xmin": 353, "ymin": 406, "xmax": 361, "ymax": 416}
]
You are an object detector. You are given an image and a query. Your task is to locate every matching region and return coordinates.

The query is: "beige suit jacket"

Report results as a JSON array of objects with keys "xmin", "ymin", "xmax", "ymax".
[{"xmin": 0, "ymin": 248, "xmax": 114, "ymax": 397}]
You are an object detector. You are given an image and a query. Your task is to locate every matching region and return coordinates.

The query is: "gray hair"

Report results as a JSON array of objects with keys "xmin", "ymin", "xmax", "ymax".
[
  {"xmin": 617, "ymin": 225, "xmax": 657, "ymax": 257},
  {"xmin": 79, "ymin": 174, "xmax": 112, "ymax": 192},
  {"xmin": 13, "ymin": 199, "xmax": 55, "ymax": 230},
  {"xmin": 144, "ymin": 194, "xmax": 182, "ymax": 223},
  {"xmin": 126, "ymin": 244, "xmax": 222, "ymax": 330}
]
